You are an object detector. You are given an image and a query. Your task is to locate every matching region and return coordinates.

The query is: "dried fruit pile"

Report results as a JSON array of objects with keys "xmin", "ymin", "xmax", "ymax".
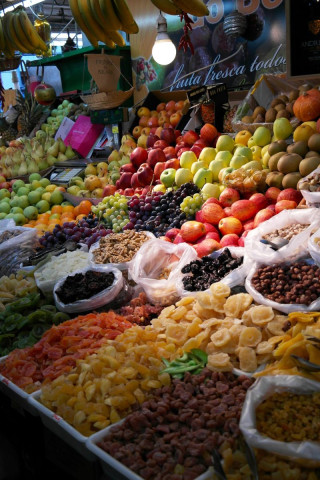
[{"xmin": 55, "ymin": 270, "xmax": 115, "ymax": 304}]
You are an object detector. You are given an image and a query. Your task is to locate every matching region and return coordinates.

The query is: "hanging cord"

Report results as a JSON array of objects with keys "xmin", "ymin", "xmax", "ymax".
[
  {"xmin": 29, "ymin": 1, "xmax": 55, "ymax": 20},
  {"xmin": 51, "ymin": 17, "xmax": 73, "ymax": 42}
]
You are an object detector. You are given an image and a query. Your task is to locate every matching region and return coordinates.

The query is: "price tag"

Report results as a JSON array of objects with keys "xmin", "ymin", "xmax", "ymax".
[
  {"xmin": 207, "ymin": 83, "xmax": 228, "ymax": 104},
  {"xmin": 112, "ymin": 125, "xmax": 119, "ymax": 134},
  {"xmin": 187, "ymin": 86, "xmax": 207, "ymax": 106}
]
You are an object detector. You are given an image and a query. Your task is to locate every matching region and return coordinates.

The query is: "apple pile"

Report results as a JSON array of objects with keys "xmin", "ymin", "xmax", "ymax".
[{"xmin": 163, "ymin": 186, "xmax": 302, "ymax": 257}]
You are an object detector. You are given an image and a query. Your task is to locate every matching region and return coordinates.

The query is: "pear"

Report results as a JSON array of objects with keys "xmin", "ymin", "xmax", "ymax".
[
  {"xmin": 38, "ymin": 159, "xmax": 48, "ymax": 171},
  {"xmin": 47, "ymin": 141, "xmax": 59, "ymax": 157},
  {"xmin": 46, "ymin": 154, "xmax": 57, "ymax": 166},
  {"xmin": 58, "ymin": 138, "xmax": 67, "ymax": 154},
  {"xmin": 56, "ymin": 152, "xmax": 68, "ymax": 162},
  {"xmin": 65, "ymin": 145, "xmax": 76, "ymax": 159},
  {"xmin": 12, "ymin": 164, "xmax": 20, "ymax": 177},
  {"xmin": 28, "ymin": 160, "xmax": 39, "ymax": 174},
  {"xmin": 18, "ymin": 161, "xmax": 28, "ymax": 177}
]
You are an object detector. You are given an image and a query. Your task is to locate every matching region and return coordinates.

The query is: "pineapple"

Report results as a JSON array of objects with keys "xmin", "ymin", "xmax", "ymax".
[
  {"xmin": 1, "ymin": 127, "xmax": 18, "ymax": 143},
  {"xmin": 15, "ymin": 90, "xmax": 45, "ymax": 137}
]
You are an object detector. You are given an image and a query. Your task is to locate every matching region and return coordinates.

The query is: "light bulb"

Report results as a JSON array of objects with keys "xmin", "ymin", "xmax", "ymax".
[{"xmin": 152, "ymin": 13, "xmax": 176, "ymax": 65}]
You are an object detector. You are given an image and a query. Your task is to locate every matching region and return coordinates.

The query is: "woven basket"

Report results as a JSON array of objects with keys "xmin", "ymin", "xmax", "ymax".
[
  {"xmin": 0, "ymin": 56, "xmax": 21, "ymax": 72},
  {"xmin": 81, "ymin": 87, "xmax": 134, "ymax": 111}
]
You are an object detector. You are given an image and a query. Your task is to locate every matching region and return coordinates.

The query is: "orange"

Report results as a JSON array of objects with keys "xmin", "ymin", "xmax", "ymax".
[
  {"xmin": 50, "ymin": 213, "xmax": 61, "ymax": 220},
  {"xmin": 51, "ymin": 205, "xmax": 63, "ymax": 215},
  {"xmin": 29, "ymin": 220, "xmax": 37, "ymax": 226},
  {"xmin": 76, "ymin": 214, "xmax": 86, "ymax": 221},
  {"xmin": 73, "ymin": 205, "xmax": 81, "ymax": 217},
  {"xmin": 38, "ymin": 212, "xmax": 50, "ymax": 221},
  {"xmin": 78, "ymin": 200, "xmax": 92, "ymax": 215},
  {"xmin": 61, "ymin": 213, "xmax": 75, "ymax": 221},
  {"xmin": 23, "ymin": 223, "xmax": 34, "ymax": 228},
  {"xmin": 48, "ymin": 218, "xmax": 62, "ymax": 226},
  {"xmin": 62, "ymin": 205, "xmax": 74, "ymax": 214}
]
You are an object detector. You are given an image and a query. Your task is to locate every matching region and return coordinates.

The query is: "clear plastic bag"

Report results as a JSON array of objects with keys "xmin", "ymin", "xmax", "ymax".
[
  {"xmin": 53, "ymin": 265, "xmax": 124, "ymax": 314},
  {"xmin": 240, "ymin": 375, "xmax": 320, "ymax": 465},
  {"xmin": 128, "ymin": 239, "xmax": 198, "ymax": 306},
  {"xmin": 308, "ymin": 227, "xmax": 320, "ymax": 266},
  {"xmin": 176, "ymin": 247, "xmax": 252, "ymax": 298},
  {"xmin": 245, "ymin": 208, "xmax": 320, "ymax": 264},
  {"xmin": 298, "ymin": 166, "xmax": 320, "ymax": 207},
  {"xmin": 0, "ymin": 219, "xmax": 38, "ymax": 253}
]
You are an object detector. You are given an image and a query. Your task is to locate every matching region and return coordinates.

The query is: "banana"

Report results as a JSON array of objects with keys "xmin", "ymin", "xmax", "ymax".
[
  {"xmin": 0, "ymin": 18, "xmax": 6, "ymax": 53},
  {"xmin": 106, "ymin": 29, "xmax": 126, "ymax": 47},
  {"xmin": 150, "ymin": 0, "xmax": 182, "ymax": 15},
  {"xmin": 13, "ymin": 10, "xmax": 38, "ymax": 54},
  {"xmin": 69, "ymin": 0, "xmax": 99, "ymax": 48},
  {"xmin": 171, "ymin": 0, "xmax": 209, "ymax": 16},
  {"xmin": 102, "ymin": 35, "xmax": 116, "ymax": 49},
  {"xmin": 7, "ymin": 12, "xmax": 29, "ymax": 53},
  {"xmin": 77, "ymin": 0, "xmax": 111, "ymax": 46},
  {"xmin": 112, "ymin": 0, "xmax": 139, "ymax": 34},
  {"xmin": 18, "ymin": 9, "xmax": 48, "ymax": 52},
  {"xmin": 2, "ymin": 12, "xmax": 18, "ymax": 52},
  {"xmin": 97, "ymin": 0, "xmax": 122, "ymax": 31}
]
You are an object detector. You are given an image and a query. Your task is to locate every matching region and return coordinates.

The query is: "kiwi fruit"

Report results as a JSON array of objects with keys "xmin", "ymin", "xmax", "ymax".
[
  {"xmin": 277, "ymin": 94, "xmax": 289, "ymax": 103},
  {"xmin": 282, "ymin": 172, "xmax": 302, "ymax": 189},
  {"xmin": 254, "ymin": 113, "xmax": 265, "ymax": 123},
  {"xmin": 277, "ymin": 153, "xmax": 302, "ymax": 174},
  {"xmin": 288, "ymin": 89, "xmax": 299, "ymax": 102},
  {"xmin": 276, "ymin": 110, "xmax": 291, "ymax": 119},
  {"xmin": 265, "ymin": 108, "xmax": 277, "ymax": 123},
  {"xmin": 242, "ymin": 115, "xmax": 254, "ymax": 123},
  {"xmin": 308, "ymin": 133, "xmax": 320, "ymax": 152},
  {"xmin": 287, "ymin": 140, "xmax": 308, "ymax": 157},
  {"xmin": 252, "ymin": 106, "xmax": 266, "ymax": 119},
  {"xmin": 268, "ymin": 140, "xmax": 287, "ymax": 156},
  {"xmin": 305, "ymin": 151, "xmax": 320, "ymax": 158},
  {"xmin": 274, "ymin": 104, "xmax": 286, "ymax": 113},
  {"xmin": 266, "ymin": 171, "xmax": 284, "ymax": 188},
  {"xmin": 299, "ymin": 157, "xmax": 320, "ymax": 176},
  {"xmin": 268, "ymin": 151, "xmax": 286, "ymax": 171},
  {"xmin": 286, "ymin": 102, "xmax": 294, "ymax": 116},
  {"xmin": 271, "ymin": 98, "xmax": 285, "ymax": 108}
]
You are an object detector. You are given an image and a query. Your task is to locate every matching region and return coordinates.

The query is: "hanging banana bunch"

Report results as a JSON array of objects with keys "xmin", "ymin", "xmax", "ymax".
[
  {"xmin": 68, "ymin": 0, "xmax": 139, "ymax": 49},
  {"xmin": 150, "ymin": 0, "xmax": 209, "ymax": 17},
  {"xmin": 0, "ymin": 7, "xmax": 49, "ymax": 57}
]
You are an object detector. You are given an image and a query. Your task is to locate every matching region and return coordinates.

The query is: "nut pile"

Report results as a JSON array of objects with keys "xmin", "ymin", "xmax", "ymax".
[
  {"xmin": 97, "ymin": 371, "xmax": 254, "ymax": 480},
  {"xmin": 298, "ymin": 171, "xmax": 320, "ymax": 192},
  {"xmin": 55, "ymin": 270, "xmax": 115, "ymax": 304},
  {"xmin": 251, "ymin": 262, "xmax": 320, "ymax": 305},
  {"xmin": 181, "ymin": 249, "xmax": 243, "ymax": 291},
  {"xmin": 263, "ymin": 223, "xmax": 309, "ymax": 242},
  {"xmin": 0, "ymin": 230, "xmax": 22, "ymax": 243},
  {"xmin": 256, "ymin": 392, "xmax": 320, "ymax": 442},
  {"xmin": 92, "ymin": 231, "xmax": 149, "ymax": 264}
]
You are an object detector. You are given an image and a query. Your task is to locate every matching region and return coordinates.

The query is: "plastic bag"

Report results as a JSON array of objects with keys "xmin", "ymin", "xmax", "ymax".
[
  {"xmin": 240, "ymin": 375, "xmax": 320, "ymax": 465},
  {"xmin": 177, "ymin": 247, "xmax": 252, "ymax": 298},
  {"xmin": 298, "ymin": 166, "xmax": 320, "ymax": 207},
  {"xmin": 88, "ymin": 231, "xmax": 155, "ymax": 271},
  {"xmin": 53, "ymin": 265, "xmax": 124, "ymax": 314},
  {"xmin": 0, "ymin": 220, "xmax": 37, "ymax": 253},
  {"xmin": 129, "ymin": 239, "xmax": 198, "ymax": 306},
  {"xmin": 308, "ymin": 227, "xmax": 320, "ymax": 266},
  {"xmin": 245, "ymin": 258, "xmax": 320, "ymax": 313},
  {"xmin": 245, "ymin": 208, "xmax": 320, "ymax": 264}
]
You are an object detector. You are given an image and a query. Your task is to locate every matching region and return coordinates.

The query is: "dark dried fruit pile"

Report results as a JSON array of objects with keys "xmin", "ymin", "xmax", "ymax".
[
  {"xmin": 98, "ymin": 370, "xmax": 254, "ymax": 480},
  {"xmin": 56, "ymin": 270, "xmax": 115, "ymax": 304},
  {"xmin": 182, "ymin": 249, "xmax": 243, "ymax": 291},
  {"xmin": 119, "ymin": 292, "xmax": 164, "ymax": 326}
]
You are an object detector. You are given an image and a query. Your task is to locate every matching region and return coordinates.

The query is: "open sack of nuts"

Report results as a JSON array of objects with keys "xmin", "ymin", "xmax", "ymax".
[
  {"xmin": 245, "ymin": 257, "xmax": 320, "ymax": 313},
  {"xmin": 128, "ymin": 239, "xmax": 197, "ymax": 306},
  {"xmin": 245, "ymin": 208, "xmax": 320, "ymax": 264},
  {"xmin": 53, "ymin": 265, "xmax": 124, "ymax": 314},
  {"xmin": 88, "ymin": 230, "xmax": 154, "ymax": 271},
  {"xmin": 176, "ymin": 247, "xmax": 252, "ymax": 298},
  {"xmin": 240, "ymin": 375, "xmax": 320, "ymax": 467},
  {"xmin": 298, "ymin": 166, "xmax": 320, "ymax": 207}
]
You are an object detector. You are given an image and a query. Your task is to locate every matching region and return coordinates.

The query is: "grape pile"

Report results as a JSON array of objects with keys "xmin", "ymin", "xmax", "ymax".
[
  {"xmin": 127, "ymin": 183, "xmax": 200, "ymax": 237},
  {"xmin": 39, "ymin": 220, "xmax": 112, "ymax": 249},
  {"xmin": 93, "ymin": 193, "xmax": 129, "ymax": 233},
  {"xmin": 180, "ymin": 192, "xmax": 204, "ymax": 216}
]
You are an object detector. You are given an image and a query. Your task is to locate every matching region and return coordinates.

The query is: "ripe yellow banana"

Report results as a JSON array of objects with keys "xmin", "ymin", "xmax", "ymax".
[
  {"xmin": 7, "ymin": 12, "xmax": 29, "ymax": 54},
  {"xmin": 69, "ymin": 0, "xmax": 99, "ymax": 48},
  {"xmin": 13, "ymin": 10, "xmax": 38, "ymax": 54},
  {"xmin": 98, "ymin": 0, "xmax": 122, "ymax": 31},
  {"xmin": 18, "ymin": 10, "xmax": 48, "ymax": 52},
  {"xmin": 0, "ymin": 18, "xmax": 6, "ymax": 53},
  {"xmin": 112, "ymin": 0, "xmax": 139, "ymax": 34},
  {"xmin": 106, "ymin": 30, "xmax": 126, "ymax": 47},
  {"xmin": 2, "ymin": 13, "xmax": 18, "ymax": 52},
  {"xmin": 102, "ymin": 35, "xmax": 116, "ymax": 49},
  {"xmin": 78, "ymin": 0, "xmax": 112, "ymax": 46},
  {"xmin": 150, "ymin": 0, "xmax": 182, "ymax": 15},
  {"xmin": 171, "ymin": 0, "xmax": 209, "ymax": 16}
]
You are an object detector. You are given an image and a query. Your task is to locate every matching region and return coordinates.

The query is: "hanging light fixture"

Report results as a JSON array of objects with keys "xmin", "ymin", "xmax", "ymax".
[{"xmin": 152, "ymin": 12, "xmax": 176, "ymax": 66}]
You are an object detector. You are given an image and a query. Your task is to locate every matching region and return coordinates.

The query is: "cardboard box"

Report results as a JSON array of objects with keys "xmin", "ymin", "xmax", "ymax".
[{"xmin": 64, "ymin": 116, "xmax": 104, "ymax": 158}]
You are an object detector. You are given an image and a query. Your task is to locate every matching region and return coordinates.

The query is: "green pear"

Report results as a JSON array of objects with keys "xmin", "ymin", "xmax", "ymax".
[
  {"xmin": 65, "ymin": 146, "xmax": 76, "ymax": 159},
  {"xmin": 58, "ymin": 138, "xmax": 67, "ymax": 154},
  {"xmin": 47, "ymin": 141, "xmax": 59, "ymax": 157}
]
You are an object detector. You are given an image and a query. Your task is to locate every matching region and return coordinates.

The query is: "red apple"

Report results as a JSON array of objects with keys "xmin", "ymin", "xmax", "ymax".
[
  {"xmin": 147, "ymin": 117, "xmax": 159, "ymax": 128},
  {"xmin": 154, "ymin": 162, "xmax": 166, "ymax": 180},
  {"xmin": 120, "ymin": 163, "xmax": 136, "ymax": 174},
  {"xmin": 160, "ymin": 127, "xmax": 176, "ymax": 145},
  {"xmin": 147, "ymin": 148, "xmax": 166, "ymax": 168},
  {"xmin": 142, "ymin": 185, "xmax": 153, "ymax": 196},
  {"xmin": 231, "ymin": 200, "xmax": 258, "ymax": 222},
  {"xmin": 219, "ymin": 188, "xmax": 241, "ymax": 208},
  {"xmin": 204, "ymin": 231, "xmax": 221, "ymax": 242},
  {"xmin": 200, "ymin": 123, "xmax": 218, "ymax": 144},
  {"xmin": 239, "ymin": 230, "xmax": 250, "ymax": 247},
  {"xmin": 124, "ymin": 188, "xmax": 135, "ymax": 196},
  {"xmin": 160, "ymin": 236, "xmax": 172, "ymax": 242},
  {"xmin": 170, "ymin": 112, "xmax": 182, "ymax": 127},
  {"xmin": 266, "ymin": 204, "xmax": 276, "ymax": 213},
  {"xmin": 253, "ymin": 208, "xmax": 275, "ymax": 228},
  {"xmin": 182, "ymin": 130, "xmax": 199, "ymax": 146},
  {"xmin": 163, "ymin": 146, "xmax": 176, "ymax": 160},
  {"xmin": 139, "ymin": 115, "xmax": 149, "ymax": 127},
  {"xmin": 180, "ymin": 221, "xmax": 206, "ymax": 242},
  {"xmin": 220, "ymin": 234, "xmax": 239, "ymax": 247},
  {"xmin": 137, "ymin": 163, "xmax": 154, "ymax": 186},
  {"xmin": 203, "ymin": 197, "xmax": 222, "ymax": 208},
  {"xmin": 243, "ymin": 219, "xmax": 255, "ymax": 231},
  {"xmin": 165, "ymin": 100, "xmax": 176, "ymax": 111},
  {"xmin": 193, "ymin": 239, "xmax": 221, "ymax": 258},
  {"xmin": 218, "ymin": 217, "xmax": 243, "ymax": 235},
  {"xmin": 102, "ymin": 185, "xmax": 117, "ymax": 197},
  {"xmin": 224, "ymin": 207, "xmax": 232, "ymax": 216},
  {"xmin": 0, "ymin": 182, "xmax": 11, "ymax": 189},
  {"xmin": 164, "ymin": 158, "xmax": 180, "ymax": 170},
  {"xmin": 195, "ymin": 210, "xmax": 205, "ymax": 223},
  {"xmin": 156, "ymin": 102, "xmax": 166, "ymax": 112},
  {"xmin": 194, "ymin": 138, "xmax": 210, "ymax": 148},
  {"xmin": 173, "ymin": 233, "xmax": 185, "ymax": 244},
  {"xmin": 165, "ymin": 228, "xmax": 181, "ymax": 241},
  {"xmin": 132, "ymin": 125, "xmax": 143, "ymax": 139},
  {"xmin": 275, "ymin": 200, "xmax": 297, "ymax": 214},
  {"xmin": 202, "ymin": 203, "xmax": 226, "ymax": 225},
  {"xmin": 116, "ymin": 188, "xmax": 125, "ymax": 195},
  {"xmin": 277, "ymin": 188, "xmax": 302, "ymax": 204},
  {"xmin": 153, "ymin": 139, "xmax": 169, "ymax": 150},
  {"xmin": 265, "ymin": 187, "xmax": 281, "ymax": 204},
  {"xmin": 131, "ymin": 172, "xmax": 144, "ymax": 189},
  {"xmin": 118, "ymin": 172, "xmax": 133, "ymax": 190},
  {"xmin": 130, "ymin": 147, "xmax": 148, "ymax": 169},
  {"xmin": 146, "ymin": 134, "xmax": 160, "ymax": 149},
  {"xmin": 175, "ymin": 130, "xmax": 181, "ymax": 139},
  {"xmin": 177, "ymin": 147, "xmax": 190, "ymax": 158},
  {"xmin": 203, "ymin": 222, "xmax": 219, "ymax": 234},
  {"xmin": 249, "ymin": 192, "xmax": 268, "ymax": 211},
  {"xmin": 190, "ymin": 145, "xmax": 203, "ymax": 158},
  {"xmin": 175, "ymin": 142, "xmax": 187, "ymax": 154}
]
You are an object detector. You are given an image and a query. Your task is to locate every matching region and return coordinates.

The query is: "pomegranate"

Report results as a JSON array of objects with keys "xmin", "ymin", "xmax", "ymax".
[{"xmin": 34, "ymin": 82, "xmax": 56, "ymax": 106}]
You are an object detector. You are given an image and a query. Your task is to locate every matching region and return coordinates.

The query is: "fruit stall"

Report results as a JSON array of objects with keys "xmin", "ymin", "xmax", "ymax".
[{"xmin": 1, "ymin": 1, "xmax": 320, "ymax": 479}]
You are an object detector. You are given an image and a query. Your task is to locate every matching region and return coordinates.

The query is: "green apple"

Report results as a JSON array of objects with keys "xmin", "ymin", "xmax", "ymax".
[
  {"xmin": 230, "ymin": 155, "xmax": 248, "ymax": 169},
  {"xmin": 209, "ymin": 159, "xmax": 228, "ymax": 182},
  {"xmin": 28, "ymin": 190, "xmax": 42, "ymax": 205},
  {"xmin": 273, "ymin": 117, "xmax": 293, "ymax": 140},
  {"xmin": 17, "ymin": 195, "xmax": 29, "ymax": 209},
  {"xmin": 198, "ymin": 147, "xmax": 217, "ymax": 165},
  {"xmin": 1, "ymin": 198, "xmax": 9, "ymax": 204},
  {"xmin": 67, "ymin": 185, "xmax": 81, "ymax": 196},
  {"xmin": 10, "ymin": 197, "xmax": 20, "ymax": 208},
  {"xmin": 193, "ymin": 168, "xmax": 213, "ymax": 188},
  {"xmin": 40, "ymin": 178, "xmax": 51, "ymax": 188},
  {"xmin": 160, "ymin": 168, "xmax": 176, "ymax": 187},
  {"xmin": 50, "ymin": 190, "xmax": 64, "ymax": 205},
  {"xmin": 175, "ymin": 168, "xmax": 193, "ymax": 187},
  {"xmin": 179, "ymin": 151, "xmax": 197, "ymax": 170},
  {"xmin": 24, "ymin": 206, "xmax": 38, "ymax": 220},
  {"xmin": 0, "ymin": 189, "xmax": 10, "ymax": 200},
  {"xmin": 252, "ymin": 126, "xmax": 272, "ymax": 147},
  {"xmin": 219, "ymin": 184, "xmax": 226, "ymax": 193},
  {"xmin": 31, "ymin": 180, "xmax": 42, "ymax": 190},
  {"xmin": 12, "ymin": 213, "xmax": 26, "ymax": 226},
  {"xmin": 243, "ymin": 160, "xmax": 263, "ymax": 171},
  {"xmin": 0, "ymin": 202, "xmax": 10, "ymax": 214},
  {"xmin": 17, "ymin": 187, "xmax": 30, "ymax": 197},
  {"xmin": 36, "ymin": 200, "xmax": 50, "ymax": 214},
  {"xmin": 218, "ymin": 167, "xmax": 234, "ymax": 183},
  {"xmin": 201, "ymin": 182, "xmax": 220, "ymax": 199},
  {"xmin": 191, "ymin": 161, "xmax": 207, "ymax": 175},
  {"xmin": 12, "ymin": 179, "xmax": 25, "ymax": 193},
  {"xmin": 233, "ymin": 146, "xmax": 253, "ymax": 161},
  {"xmin": 216, "ymin": 135, "xmax": 235, "ymax": 152},
  {"xmin": 29, "ymin": 173, "xmax": 41, "ymax": 182},
  {"xmin": 153, "ymin": 184, "xmax": 166, "ymax": 193},
  {"xmin": 0, "ymin": 213, "xmax": 6, "ymax": 220},
  {"xmin": 262, "ymin": 152, "xmax": 271, "ymax": 168},
  {"xmin": 11, "ymin": 207, "xmax": 24, "ymax": 215},
  {"xmin": 110, "ymin": 172, "xmax": 120, "ymax": 184},
  {"xmin": 108, "ymin": 161, "xmax": 120, "ymax": 171},
  {"xmin": 247, "ymin": 137, "xmax": 256, "ymax": 148},
  {"xmin": 215, "ymin": 151, "xmax": 232, "ymax": 165}
]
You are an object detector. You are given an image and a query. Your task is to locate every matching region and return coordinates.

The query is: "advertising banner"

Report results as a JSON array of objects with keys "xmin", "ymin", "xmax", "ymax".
[{"xmin": 127, "ymin": 0, "xmax": 286, "ymax": 103}]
